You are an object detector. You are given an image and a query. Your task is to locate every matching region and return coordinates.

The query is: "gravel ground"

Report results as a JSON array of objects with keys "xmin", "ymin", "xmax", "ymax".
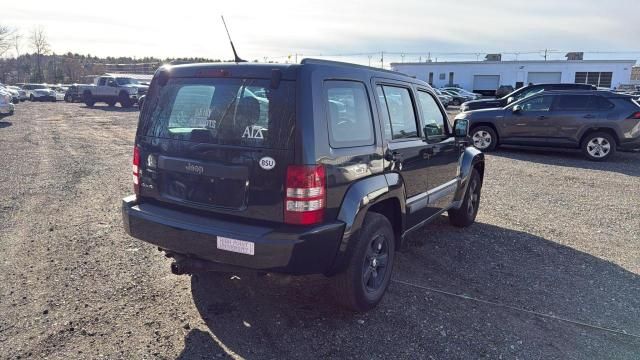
[{"xmin": 0, "ymin": 101, "xmax": 639, "ymax": 359}]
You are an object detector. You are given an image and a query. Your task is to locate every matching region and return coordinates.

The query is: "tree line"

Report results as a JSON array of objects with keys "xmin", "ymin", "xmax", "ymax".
[{"xmin": 0, "ymin": 25, "xmax": 228, "ymax": 84}]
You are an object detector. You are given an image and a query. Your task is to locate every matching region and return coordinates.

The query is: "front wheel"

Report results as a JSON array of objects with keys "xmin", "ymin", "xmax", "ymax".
[
  {"xmin": 333, "ymin": 212, "xmax": 395, "ymax": 312},
  {"xmin": 119, "ymin": 93, "xmax": 132, "ymax": 108},
  {"xmin": 448, "ymin": 169, "xmax": 482, "ymax": 227},
  {"xmin": 470, "ymin": 126, "xmax": 498, "ymax": 151},
  {"xmin": 581, "ymin": 132, "xmax": 616, "ymax": 161}
]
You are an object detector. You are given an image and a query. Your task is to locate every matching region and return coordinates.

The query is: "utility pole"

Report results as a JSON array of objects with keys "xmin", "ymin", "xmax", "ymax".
[
  {"xmin": 400, "ymin": 53, "xmax": 405, "ymax": 63},
  {"xmin": 380, "ymin": 51, "xmax": 384, "ymax": 69},
  {"xmin": 544, "ymin": 49, "xmax": 548, "ymax": 61},
  {"xmin": 368, "ymin": 55, "xmax": 372, "ymax": 67}
]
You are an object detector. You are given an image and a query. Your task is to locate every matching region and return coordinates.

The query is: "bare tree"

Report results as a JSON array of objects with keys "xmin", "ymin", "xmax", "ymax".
[
  {"xmin": 0, "ymin": 25, "xmax": 15, "ymax": 57},
  {"xmin": 13, "ymin": 32, "xmax": 22, "ymax": 82},
  {"xmin": 30, "ymin": 26, "xmax": 50, "ymax": 82}
]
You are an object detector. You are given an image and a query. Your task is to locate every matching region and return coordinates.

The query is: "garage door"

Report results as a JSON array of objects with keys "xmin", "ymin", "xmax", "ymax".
[
  {"xmin": 473, "ymin": 75, "xmax": 500, "ymax": 91},
  {"xmin": 527, "ymin": 72, "xmax": 562, "ymax": 84}
]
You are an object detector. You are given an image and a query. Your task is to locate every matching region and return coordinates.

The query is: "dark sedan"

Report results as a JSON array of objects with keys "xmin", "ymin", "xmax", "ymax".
[
  {"xmin": 456, "ymin": 90, "xmax": 640, "ymax": 161},
  {"xmin": 460, "ymin": 83, "xmax": 597, "ymax": 112}
]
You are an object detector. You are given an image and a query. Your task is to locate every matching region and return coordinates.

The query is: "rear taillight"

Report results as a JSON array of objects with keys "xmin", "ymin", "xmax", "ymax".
[
  {"xmin": 284, "ymin": 165, "xmax": 326, "ymax": 225},
  {"xmin": 629, "ymin": 112, "xmax": 640, "ymax": 119},
  {"xmin": 132, "ymin": 146, "xmax": 140, "ymax": 195}
]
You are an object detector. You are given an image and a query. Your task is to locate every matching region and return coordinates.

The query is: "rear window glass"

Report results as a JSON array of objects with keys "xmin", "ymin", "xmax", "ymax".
[
  {"xmin": 140, "ymin": 78, "xmax": 295, "ymax": 149},
  {"xmin": 325, "ymin": 81, "xmax": 374, "ymax": 148}
]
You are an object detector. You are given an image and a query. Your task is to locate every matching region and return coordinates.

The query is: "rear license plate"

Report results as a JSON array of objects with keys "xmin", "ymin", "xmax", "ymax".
[{"xmin": 216, "ymin": 236, "xmax": 255, "ymax": 256}]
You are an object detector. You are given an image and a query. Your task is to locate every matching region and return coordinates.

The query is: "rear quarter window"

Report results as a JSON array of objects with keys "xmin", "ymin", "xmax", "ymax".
[{"xmin": 325, "ymin": 81, "xmax": 374, "ymax": 148}]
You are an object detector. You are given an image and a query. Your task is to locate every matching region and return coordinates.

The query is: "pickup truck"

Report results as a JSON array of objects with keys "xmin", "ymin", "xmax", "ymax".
[{"xmin": 79, "ymin": 75, "xmax": 149, "ymax": 108}]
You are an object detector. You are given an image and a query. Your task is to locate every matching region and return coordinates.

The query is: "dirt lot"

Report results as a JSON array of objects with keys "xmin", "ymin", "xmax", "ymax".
[{"xmin": 0, "ymin": 101, "xmax": 639, "ymax": 359}]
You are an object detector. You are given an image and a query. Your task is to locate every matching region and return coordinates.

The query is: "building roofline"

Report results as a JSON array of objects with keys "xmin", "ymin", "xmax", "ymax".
[{"xmin": 391, "ymin": 60, "xmax": 637, "ymax": 66}]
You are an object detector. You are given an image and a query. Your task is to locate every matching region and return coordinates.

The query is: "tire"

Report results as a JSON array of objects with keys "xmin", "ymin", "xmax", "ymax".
[
  {"xmin": 449, "ymin": 169, "xmax": 482, "ymax": 227},
  {"xmin": 119, "ymin": 93, "xmax": 132, "ymax": 108},
  {"xmin": 581, "ymin": 132, "xmax": 616, "ymax": 161},
  {"xmin": 64, "ymin": 95, "xmax": 72, "ymax": 103},
  {"xmin": 333, "ymin": 212, "xmax": 395, "ymax": 312},
  {"xmin": 83, "ymin": 93, "xmax": 95, "ymax": 107},
  {"xmin": 29, "ymin": 94, "xmax": 34, "ymax": 101},
  {"xmin": 470, "ymin": 126, "xmax": 498, "ymax": 151}
]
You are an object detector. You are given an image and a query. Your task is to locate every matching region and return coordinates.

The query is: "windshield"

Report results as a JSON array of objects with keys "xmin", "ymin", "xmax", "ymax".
[
  {"xmin": 116, "ymin": 77, "xmax": 140, "ymax": 85},
  {"xmin": 140, "ymin": 77, "xmax": 296, "ymax": 149},
  {"xmin": 33, "ymin": 85, "xmax": 48, "ymax": 90}
]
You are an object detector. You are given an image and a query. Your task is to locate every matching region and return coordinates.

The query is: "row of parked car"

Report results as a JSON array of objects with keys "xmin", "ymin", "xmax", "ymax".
[
  {"xmin": 0, "ymin": 75, "xmax": 151, "ymax": 119},
  {"xmin": 455, "ymin": 83, "xmax": 640, "ymax": 161}
]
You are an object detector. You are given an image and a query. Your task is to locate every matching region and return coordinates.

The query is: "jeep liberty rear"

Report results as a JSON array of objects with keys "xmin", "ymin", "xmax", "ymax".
[{"xmin": 123, "ymin": 60, "xmax": 485, "ymax": 311}]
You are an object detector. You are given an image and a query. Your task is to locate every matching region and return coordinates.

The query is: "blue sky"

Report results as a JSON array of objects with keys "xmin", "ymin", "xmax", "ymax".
[{"xmin": 4, "ymin": 0, "xmax": 639, "ymax": 65}]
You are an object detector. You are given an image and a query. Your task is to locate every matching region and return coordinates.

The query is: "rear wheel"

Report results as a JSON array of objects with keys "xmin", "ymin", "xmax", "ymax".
[
  {"xmin": 83, "ymin": 93, "xmax": 95, "ymax": 107},
  {"xmin": 470, "ymin": 126, "xmax": 498, "ymax": 151},
  {"xmin": 449, "ymin": 169, "xmax": 482, "ymax": 227},
  {"xmin": 64, "ymin": 95, "xmax": 72, "ymax": 103},
  {"xmin": 581, "ymin": 132, "xmax": 616, "ymax": 161},
  {"xmin": 333, "ymin": 212, "xmax": 395, "ymax": 312}
]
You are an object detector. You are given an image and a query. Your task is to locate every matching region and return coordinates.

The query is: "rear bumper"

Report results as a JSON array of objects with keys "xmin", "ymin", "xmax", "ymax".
[
  {"xmin": 0, "ymin": 103, "xmax": 14, "ymax": 115},
  {"xmin": 619, "ymin": 137, "xmax": 640, "ymax": 150},
  {"xmin": 122, "ymin": 195, "xmax": 345, "ymax": 275}
]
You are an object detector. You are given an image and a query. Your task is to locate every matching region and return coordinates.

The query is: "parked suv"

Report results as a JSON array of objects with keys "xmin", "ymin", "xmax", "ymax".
[
  {"xmin": 460, "ymin": 83, "xmax": 597, "ymax": 112},
  {"xmin": 458, "ymin": 90, "xmax": 640, "ymax": 161},
  {"xmin": 122, "ymin": 60, "xmax": 485, "ymax": 311}
]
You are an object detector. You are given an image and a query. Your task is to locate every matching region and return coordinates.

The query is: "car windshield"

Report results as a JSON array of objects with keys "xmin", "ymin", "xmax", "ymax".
[
  {"xmin": 32, "ymin": 85, "xmax": 48, "ymax": 90},
  {"xmin": 116, "ymin": 78, "xmax": 140, "ymax": 85}
]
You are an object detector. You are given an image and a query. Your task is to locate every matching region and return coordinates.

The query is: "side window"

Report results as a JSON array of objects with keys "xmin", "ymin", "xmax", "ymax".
[
  {"xmin": 589, "ymin": 96, "xmax": 614, "ymax": 110},
  {"xmin": 376, "ymin": 85, "xmax": 392, "ymax": 140},
  {"xmin": 519, "ymin": 95, "xmax": 554, "ymax": 111},
  {"xmin": 515, "ymin": 87, "xmax": 543, "ymax": 101},
  {"xmin": 554, "ymin": 95, "xmax": 590, "ymax": 111},
  {"xmin": 325, "ymin": 81, "xmax": 374, "ymax": 148},
  {"xmin": 417, "ymin": 91, "xmax": 446, "ymax": 136},
  {"xmin": 382, "ymin": 86, "xmax": 419, "ymax": 139},
  {"xmin": 98, "ymin": 78, "xmax": 107, "ymax": 86},
  {"xmin": 107, "ymin": 78, "xmax": 117, "ymax": 87}
]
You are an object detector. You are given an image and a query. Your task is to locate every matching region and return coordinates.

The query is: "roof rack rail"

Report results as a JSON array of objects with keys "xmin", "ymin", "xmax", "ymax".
[{"xmin": 300, "ymin": 58, "xmax": 408, "ymax": 76}]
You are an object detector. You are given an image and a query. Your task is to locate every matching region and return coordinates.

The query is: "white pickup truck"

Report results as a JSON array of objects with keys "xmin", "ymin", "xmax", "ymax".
[{"xmin": 78, "ymin": 75, "xmax": 149, "ymax": 108}]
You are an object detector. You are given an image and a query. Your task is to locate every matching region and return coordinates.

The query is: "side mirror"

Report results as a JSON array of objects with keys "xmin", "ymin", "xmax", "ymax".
[
  {"xmin": 507, "ymin": 96, "xmax": 515, "ymax": 104},
  {"xmin": 512, "ymin": 104, "xmax": 523, "ymax": 113},
  {"xmin": 453, "ymin": 119, "xmax": 469, "ymax": 138},
  {"xmin": 423, "ymin": 123, "xmax": 443, "ymax": 142}
]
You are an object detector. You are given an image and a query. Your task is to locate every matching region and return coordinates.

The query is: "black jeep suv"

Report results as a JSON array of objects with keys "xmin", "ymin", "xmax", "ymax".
[
  {"xmin": 122, "ymin": 59, "xmax": 485, "ymax": 311},
  {"xmin": 458, "ymin": 90, "xmax": 640, "ymax": 161},
  {"xmin": 460, "ymin": 83, "xmax": 596, "ymax": 112}
]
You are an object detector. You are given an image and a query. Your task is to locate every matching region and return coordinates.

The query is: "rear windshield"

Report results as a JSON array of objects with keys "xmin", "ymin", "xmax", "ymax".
[{"xmin": 140, "ymin": 78, "xmax": 295, "ymax": 149}]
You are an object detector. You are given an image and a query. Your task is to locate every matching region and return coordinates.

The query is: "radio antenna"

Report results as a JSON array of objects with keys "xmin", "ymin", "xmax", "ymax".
[{"xmin": 221, "ymin": 16, "xmax": 246, "ymax": 63}]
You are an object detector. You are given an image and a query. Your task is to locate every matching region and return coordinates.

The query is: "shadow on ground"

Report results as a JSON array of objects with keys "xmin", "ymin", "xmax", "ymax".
[
  {"xmin": 185, "ymin": 219, "xmax": 640, "ymax": 359},
  {"xmin": 0, "ymin": 121, "xmax": 12, "ymax": 128},
  {"xmin": 81, "ymin": 105, "xmax": 140, "ymax": 112},
  {"xmin": 491, "ymin": 145, "xmax": 640, "ymax": 177}
]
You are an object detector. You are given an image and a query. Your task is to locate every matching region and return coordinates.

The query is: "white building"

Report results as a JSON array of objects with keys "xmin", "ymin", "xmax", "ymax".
[{"xmin": 391, "ymin": 59, "xmax": 636, "ymax": 94}]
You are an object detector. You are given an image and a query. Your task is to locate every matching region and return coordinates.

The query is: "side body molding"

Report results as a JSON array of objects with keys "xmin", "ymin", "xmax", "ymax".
[
  {"xmin": 327, "ymin": 173, "xmax": 406, "ymax": 274},
  {"xmin": 452, "ymin": 147, "xmax": 485, "ymax": 208}
]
